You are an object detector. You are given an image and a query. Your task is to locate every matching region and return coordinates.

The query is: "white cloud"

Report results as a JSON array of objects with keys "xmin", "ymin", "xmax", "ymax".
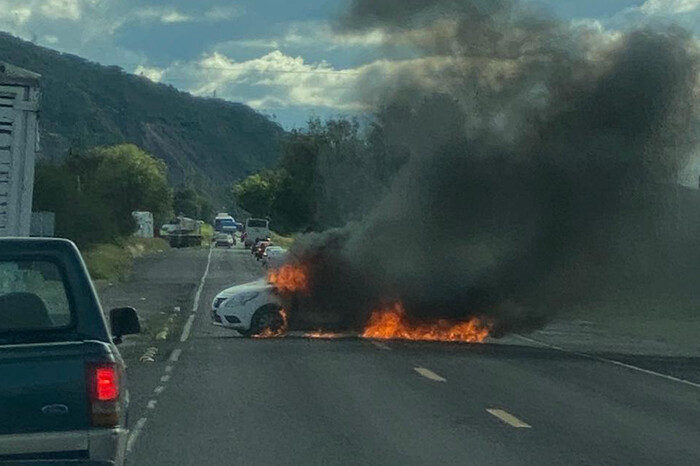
[
  {"xmin": 154, "ymin": 50, "xmax": 460, "ymax": 113},
  {"xmin": 135, "ymin": 7, "xmax": 191, "ymax": 24},
  {"xmin": 39, "ymin": 0, "xmax": 84, "ymax": 20},
  {"xmin": 204, "ymin": 5, "xmax": 244, "ymax": 22},
  {"xmin": 220, "ymin": 21, "xmax": 388, "ymax": 52},
  {"xmin": 134, "ymin": 5, "xmax": 244, "ymax": 25},
  {"xmin": 607, "ymin": 0, "xmax": 700, "ymax": 31},
  {"xmin": 135, "ymin": 64, "xmax": 164, "ymax": 82},
  {"xmin": 43, "ymin": 35, "xmax": 59, "ymax": 44},
  {"xmin": 0, "ymin": 0, "xmax": 96, "ymax": 24},
  {"xmin": 640, "ymin": 0, "xmax": 700, "ymax": 15}
]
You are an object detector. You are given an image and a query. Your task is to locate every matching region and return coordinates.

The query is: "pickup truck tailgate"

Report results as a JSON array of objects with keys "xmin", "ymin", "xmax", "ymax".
[{"xmin": 0, "ymin": 341, "xmax": 106, "ymax": 436}]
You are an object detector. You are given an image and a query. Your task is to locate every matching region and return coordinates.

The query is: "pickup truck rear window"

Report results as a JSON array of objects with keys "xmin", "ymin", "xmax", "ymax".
[{"xmin": 0, "ymin": 259, "xmax": 74, "ymax": 332}]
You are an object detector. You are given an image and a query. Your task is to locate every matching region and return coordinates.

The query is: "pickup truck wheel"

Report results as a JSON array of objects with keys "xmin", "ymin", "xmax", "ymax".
[{"xmin": 251, "ymin": 305, "xmax": 286, "ymax": 336}]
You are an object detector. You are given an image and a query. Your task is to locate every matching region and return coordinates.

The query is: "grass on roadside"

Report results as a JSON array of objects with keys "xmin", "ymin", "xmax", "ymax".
[
  {"xmin": 270, "ymin": 231, "xmax": 295, "ymax": 249},
  {"xmin": 84, "ymin": 237, "xmax": 170, "ymax": 281},
  {"xmin": 201, "ymin": 223, "xmax": 214, "ymax": 243}
]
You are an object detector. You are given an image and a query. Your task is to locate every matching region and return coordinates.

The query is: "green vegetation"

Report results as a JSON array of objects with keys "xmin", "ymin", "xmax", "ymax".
[
  {"xmin": 84, "ymin": 237, "xmax": 169, "ymax": 281},
  {"xmin": 200, "ymin": 224, "xmax": 215, "ymax": 243},
  {"xmin": 34, "ymin": 144, "xmax": 173, "ymax": 248},
  {"xmin": 270, "ymin": 232, "xmax": 295, "ymax": 249},
  {"xmin": 0, "ymin": 32, "xmax": 282, "ymax": 204},
  {"xmin": 174, "ymin": 186, "xmax": 214, "ymax": 221},
  {"xmin": 233, "ymin": 118, "xmax": 396, "ymax": 234},
  {"xmin": 83, "ymin": 244, "xmax": 133, "ymax": 281}
]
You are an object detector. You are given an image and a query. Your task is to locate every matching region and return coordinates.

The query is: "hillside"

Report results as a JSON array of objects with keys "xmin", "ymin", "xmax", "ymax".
[{"xmin": 0, "ymin": 32, "xmax": 283, "ymax": 202}]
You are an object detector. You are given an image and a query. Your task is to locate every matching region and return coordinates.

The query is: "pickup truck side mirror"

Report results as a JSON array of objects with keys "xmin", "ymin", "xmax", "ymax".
[{"xmin": 110, "ymin": 307, "xmax": 141, "ymax": 344}]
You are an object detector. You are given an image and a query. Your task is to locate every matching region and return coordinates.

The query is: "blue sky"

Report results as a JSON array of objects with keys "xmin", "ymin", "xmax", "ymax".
[{"xmin": 0, "ymin": 0, "xmax": 698, "ymax": 129}]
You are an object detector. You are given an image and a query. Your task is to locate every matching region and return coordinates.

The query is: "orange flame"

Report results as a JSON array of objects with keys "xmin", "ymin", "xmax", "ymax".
[
  {"xmin": 362, "ymin": 303, "xmax": 490, "ymax": 343},
  {"xmin": 304, "ymin": 330, "xmax": 343, "ymax": 339},
  {"xmin": 268, "ymin": 264, "xmax": 309, "ymax": 294}
]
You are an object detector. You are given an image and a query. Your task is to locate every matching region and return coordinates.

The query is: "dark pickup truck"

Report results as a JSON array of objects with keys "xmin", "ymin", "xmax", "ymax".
[{"xmin": 0, "ymin": 238, "xmax": 140, "ymax": 465}]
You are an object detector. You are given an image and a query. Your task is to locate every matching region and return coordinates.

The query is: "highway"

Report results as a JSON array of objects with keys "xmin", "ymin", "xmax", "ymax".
[{"xmin": 112, "ymin": 245, "xmax": 700, "ymax": 466}]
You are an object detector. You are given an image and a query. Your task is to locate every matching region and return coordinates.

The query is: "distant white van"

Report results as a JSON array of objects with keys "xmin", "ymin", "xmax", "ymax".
[{"xmin": 244, "ymin": 218, "xmax": 270, "ymax": 248}]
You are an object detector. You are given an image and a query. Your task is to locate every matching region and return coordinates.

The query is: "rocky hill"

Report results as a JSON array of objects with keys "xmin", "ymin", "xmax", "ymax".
[{"xmin": 0, "ymin": 32, "xmax": 283, "ymax": 201}]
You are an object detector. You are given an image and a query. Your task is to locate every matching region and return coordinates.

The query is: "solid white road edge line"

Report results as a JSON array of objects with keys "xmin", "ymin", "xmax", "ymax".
[
  {"xmin": 414, "ymin": 367, "xmax": 447, "ymax": 382},
  {"xmin": 514, "ymin": 334, "xmax": 700, "ymax": 390},
  {"xmin": 486, "ymin": 409, "xmax": 532, "ymax": 428},
  {"xmin": 179, "ymin": 245, "xmax": 214, "ymax": 342},
  {"xmin": 126, "ymin": 417, "xmax": 147, "ymax": 453}
]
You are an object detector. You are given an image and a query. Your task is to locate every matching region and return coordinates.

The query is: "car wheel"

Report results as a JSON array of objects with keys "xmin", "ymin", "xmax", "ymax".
[
  {"xmin": 237, "ymin": 328, "xmax": 252, "ymax": 337},
  {"xmin": 250, "ymin": 305, "xmax": 286, "ymax": 336}
]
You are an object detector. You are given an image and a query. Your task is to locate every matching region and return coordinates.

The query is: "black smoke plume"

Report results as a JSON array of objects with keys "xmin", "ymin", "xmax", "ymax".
[{"xmin": 284, "ymin": 0, "xmax": 700, "ymax": 335}]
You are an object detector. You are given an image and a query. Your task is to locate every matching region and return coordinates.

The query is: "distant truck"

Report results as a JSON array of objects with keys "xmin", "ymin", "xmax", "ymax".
[
  {"xmin": 243, "ymin": 218, "xmax": 271, "ymax": 249},
  {"xmin": 0, "ymin": 62, "xmax": 41, "ymax": 237},
  {"xmin": 165, "ymin": 216, "xmax": 203, "ymax": 248},
  {"xmin": 214, "ymin": 213, "xmax": 237, "ymax": 234},
  {"xmin": 0, "ymin": 238, "xmax": 141, "ymax": 464}
]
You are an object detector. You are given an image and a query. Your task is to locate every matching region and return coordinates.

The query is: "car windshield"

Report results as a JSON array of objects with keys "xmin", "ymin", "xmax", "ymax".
[
  {"xmin": 0, "ymin": 260, "xmax": 73, "ymax": 332},
  {"xmin": 247, "ymin": 219, "xmax": 268, "ymax": 228}
]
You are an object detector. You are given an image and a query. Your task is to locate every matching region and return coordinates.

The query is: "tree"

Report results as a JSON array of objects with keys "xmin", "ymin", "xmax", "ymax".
[
  {"xmin": 233, "ymin": 171, "xmax": 281, "ymax": 218},
  {"xmin": 33, "ymin": 144, "xmax": 173, "ymax": 247},
  {"xmin": 174, "ymin": 186, "xmax": 214, "ymax": 221}
]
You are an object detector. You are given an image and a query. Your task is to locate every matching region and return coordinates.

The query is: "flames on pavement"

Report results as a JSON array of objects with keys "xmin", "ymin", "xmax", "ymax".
[
  {"xmin": 304, "ymin": 330, "xmax": 344, "ymax": 339},
  {"xmin": 362, "ymin": 303, "xmax": 490, "ymax": 343},
  {"xmin": 268, "ymin": 264, "xmax": 309, "ymax": 294}
]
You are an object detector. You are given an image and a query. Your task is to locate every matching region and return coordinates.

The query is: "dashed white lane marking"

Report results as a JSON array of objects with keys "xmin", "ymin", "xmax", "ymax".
[
  {"xmin": 126, "ymin": 417, "xmax": 147, "ymax": 453},
  {"xmin": 487, "ymin": 409, "xmax": 532, "ymax": 428},
  {"xmin": 371, "ymin": 340, "xmax": 391, "ymax": 351},
  {"xmin": 180, "ymin": 245, "xmax": 214, "ymax": 342},
  {"xmin": 154, "ymin": 385, "xmax": 165, "ymax": 395},
  {"xmin": 160, "ymin": 374, "xmax": 171, "ymax": 383},
  {"xmin": 515, "ymin": 335, "xmax": 700, "ymax": 390},
  {"xmin": 147, "ymin": 400, "xmax": 157, "ymax": 410},
  {"xmin": 165, "ymin": 365, "xmax": 174, "ymax": 373},
  {"xmin": 414, "ymin": 367, "xmax": 447, "ymax": 382},
  {"xmin": 168, "ymin": 348, "xmax": 182, "ymax": 362}
]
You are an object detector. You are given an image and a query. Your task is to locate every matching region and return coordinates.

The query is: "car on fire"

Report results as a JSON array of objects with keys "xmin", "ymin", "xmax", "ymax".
[{"xmin": 211, "ymin": 279, "xmax": 286, "ymax": 337}]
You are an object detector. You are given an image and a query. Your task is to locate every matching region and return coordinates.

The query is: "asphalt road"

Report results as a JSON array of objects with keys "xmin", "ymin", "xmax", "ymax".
[{"xmin": 120, "ymin": 244, "xmax": 700, "ymax": 466}]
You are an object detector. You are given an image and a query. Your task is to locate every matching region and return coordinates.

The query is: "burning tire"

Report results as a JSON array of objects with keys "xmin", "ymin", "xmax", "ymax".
[{"xmin": 250, "ymin": 304, "xmax": 287, "ymax": 337}]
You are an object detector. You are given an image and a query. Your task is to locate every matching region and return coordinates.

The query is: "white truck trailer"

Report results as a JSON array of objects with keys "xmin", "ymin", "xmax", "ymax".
[{"xmin": 0, "ymin": 62, "xmax": 40, "ymax": 237}]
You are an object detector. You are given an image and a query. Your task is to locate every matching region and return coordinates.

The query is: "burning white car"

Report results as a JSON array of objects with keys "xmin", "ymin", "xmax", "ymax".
[{"xmin": 211, "ymin": 279, "xmax": 286, "ymax": 337}]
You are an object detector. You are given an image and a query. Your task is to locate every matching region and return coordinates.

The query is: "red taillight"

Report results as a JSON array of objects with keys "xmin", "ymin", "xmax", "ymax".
[
  {"xmin": 95, "ymin": 367, "xmax": 119, "ymax": 401},
  {"xmin": 88, "ymin": 363, "xmax": 121, "ymax": 427}
]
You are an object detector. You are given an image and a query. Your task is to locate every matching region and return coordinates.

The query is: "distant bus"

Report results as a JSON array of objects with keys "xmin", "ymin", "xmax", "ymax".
[
  {"xmin": 214, "ymin": 213, "xmax": 237, "ymax": 233},
  {"xmin": 244, "ymin": 218, "xmax": 270, "ymax": 248}
]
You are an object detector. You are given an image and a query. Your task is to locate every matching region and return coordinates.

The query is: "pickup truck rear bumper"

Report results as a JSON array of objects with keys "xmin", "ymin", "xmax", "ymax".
[{"xmin": 0, "ymin": 428, "xmax": 127, "ymax": 465}]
